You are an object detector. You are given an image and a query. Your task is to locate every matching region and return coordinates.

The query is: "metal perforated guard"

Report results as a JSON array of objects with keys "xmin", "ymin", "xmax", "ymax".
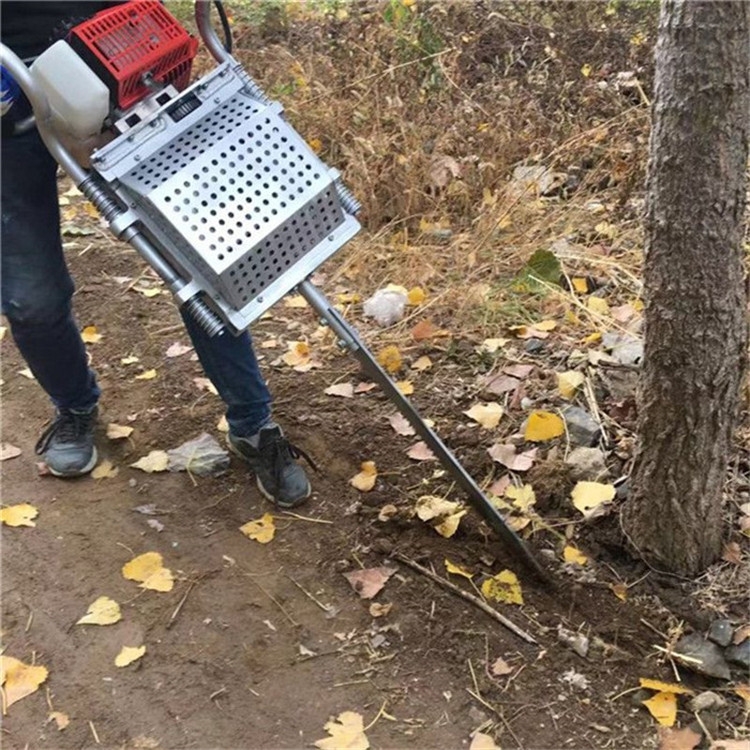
[{"xmin": 93, "ymin": 63, "xmax": 360, "ymax": 332}]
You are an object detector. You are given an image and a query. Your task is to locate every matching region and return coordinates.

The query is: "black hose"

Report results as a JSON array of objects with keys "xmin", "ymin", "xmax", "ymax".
[{"xmin": 213, "ymin": 0, "xmax": 233, "ymax": 54}]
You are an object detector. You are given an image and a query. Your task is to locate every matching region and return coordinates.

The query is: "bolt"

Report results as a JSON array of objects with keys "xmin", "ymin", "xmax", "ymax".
[
  {"xmin": 134, "ymin": 155, "xmax": 141, "ymax": 162},
  {"xmin": 328, "ymin": 234, "xmax": 335, "ymax": 241},
  {"xmin": 257, "ymin": 296, "xmax": 264, "ymax": 303}
]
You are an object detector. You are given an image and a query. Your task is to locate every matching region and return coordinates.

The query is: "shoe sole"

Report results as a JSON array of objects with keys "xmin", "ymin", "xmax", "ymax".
[{"xmin": 46, "ymin": 446, "xmax": 98, "ymax": 478}]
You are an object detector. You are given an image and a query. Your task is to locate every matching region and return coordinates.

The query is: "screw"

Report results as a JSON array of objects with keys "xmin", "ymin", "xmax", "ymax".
[{"xmin": 134, "ymin": 155, "xmax": 141, "ymax": 162}]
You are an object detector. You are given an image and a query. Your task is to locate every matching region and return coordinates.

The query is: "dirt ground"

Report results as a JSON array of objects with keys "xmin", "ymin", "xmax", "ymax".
[{"xmin": 1, "ymin": 173, "xmax": 749, "ymax": 750}]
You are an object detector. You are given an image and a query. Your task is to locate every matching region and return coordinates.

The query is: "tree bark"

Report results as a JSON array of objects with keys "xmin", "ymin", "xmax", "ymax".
[{"xmin": 622, "ymin": 0, "xmax": 750, "ymax": 576}]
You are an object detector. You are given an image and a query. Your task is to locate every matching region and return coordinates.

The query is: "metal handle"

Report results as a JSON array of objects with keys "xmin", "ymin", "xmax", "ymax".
[{"xmin": 195, "ymin": 1, "xmax": 231, "ymax": 65}]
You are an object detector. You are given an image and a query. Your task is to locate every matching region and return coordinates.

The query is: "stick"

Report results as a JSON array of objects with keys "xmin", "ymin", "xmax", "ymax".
[
  {"xmin": 166, "ymin": 580, "xmax": 198, "ymax": 630},
  {"xmin": 286, "ymin": 574, "xmax": 334, "ymax": 613},
  {"xmin": 395, "ymin": 555, "xmax": 538, "ymax": 645}
]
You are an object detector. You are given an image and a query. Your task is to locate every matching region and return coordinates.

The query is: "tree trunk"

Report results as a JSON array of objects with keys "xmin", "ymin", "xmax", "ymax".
[{"xmin": 622, "ymin": 1, "xmax": 750, "ymax": 576}]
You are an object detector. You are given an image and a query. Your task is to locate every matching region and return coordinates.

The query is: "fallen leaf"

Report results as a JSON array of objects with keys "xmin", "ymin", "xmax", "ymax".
[
  {"xmin": 239, "ymin": 513, "xmax": 276, "ymax": 544},
  {"xmin": 481, "ymin": 373, "xmax": 520, "ymax": 396},
  {"xmin": 481, "ymin": 570, "xmax": 523, "ymax": 605},
  {"xmin": 506, "ymin": 484, "xmax": 536, "ymax": 512},
  {"xmin": 107, "ymin": 423, "xmax": 134, "ymax": 440},
  {"xmin": 557, "ymin": 371, "xmax": 585, "ymax": 400},
  {"xmin": 643, "ymin": 692, "xmax": 677, "ymax": 727},
  {"xmin": 137, "ymin": 287, "xmax": 161, "ymax": 298},
  {"xmin": 724, "ymin": 541, "xmax": 743, "ymax": 565},
  {"xmin": 640, "ymin": 678, "xmax": 695, "ymax": 695},
  {"xmin": 377, "ymin": 504, "xmax": 398, "ymax": 522},
  {"xmin": 657, "ymin": 727, "xmax": 701, "ymax": 750},
  {"xmin": 563, "ymin": 546, "xmax": 588, "ymax": 565},
  {"xmin": 733, "ymin": 685, "xmax": 750, "ymax": 707},
  {"xmin": 477, "ymin": 338, "xmax": 509, "ymax": 354},
  {"xmin": 470, "ymin": 733, "xmax": 502, "ymax": 750},
  {"xmin": 395, "ymin": 380, "xmax": 414, "ymax": 396},
  {"xmin": 324, "ymin": 383, "xmax": 355, "ymax": 398},
  {"xmin": 343, "ymin": 567, "xmax": 396, "ymax": 600},
  {"xmin": 121, "ymin": 355, "xmax": 140, "ymax": 365},
  {"xmin": 77, "ymin": 596, "xmax": 122, "ymax": 625},
  {"xmin": 434, "ymin": 510, "xmax": 466, "ymax": 537},
  {"xmin": 411, "ymin": 319, "xmax": 439, "ymax": 341},
  {"xmin": 504, "ymin": 364, "xmax": 535, "ymax": 379},
  {"xmin": 284, "ymin": 294, "xmax": 308, "ymax": 308},
  {"xmin": 525, "ymin": 411, "xmax": 565, "ymax": 442},
  {"xmin": 491, "ymin": 657, "xmax": 513, "ymax": 677},
  {"xmin": 130, "ymin": 450, "xmax": 169, "ymax": 473},
  {"xmin": 709, "ymin": 741, "xmax": 750, "ymax": 750},
  {"xmin": 733, "ymin": 625, "xmax": 750, "ymax": 645},
  {"xmin": 91, "ymin": 460, "xmax": 119, "ymax": 480},
  {"xmin": 122, "ymin": 552, "xmax": 174, "ymax": 592},
  {"xmin": 611, "ymin": 582, "xmax": 628, "ymax": 601},
  {"xmin": 135, "ymin": 369, "xmax": 158, "ymax": 381},
  {"xmin": 165, "ymin": 342, "xmax": 192, "ymax": 358},
  {"xmin": 314, "ymin": 710, "xmax": 369, "ymax": 750},
  {"xmin": 114, "ymin": 645, "xmax": 146, "ymax": 667},
  {"xmin": 81, "ymin": 325, "xmax": 102, "ymax": 343},
  {"xmin": 18, "ymin": 367, "xmax": 35, "ymax": 380},
  {"xmin": 377, "ymin": 345, "xmax": 402, "ymax": 374},
  {"xmin": 0, "ymin": 656, "xmax": 48, "ymax": 709},
  {"xmin": 489, "ymin": 476, "xmax": 511, "ymax": 497},
  {"xmin": 0, "ymin": 443, "xmax": 22, "ymax": 461},
  {"xmin": 416, "ymin": 496, "xmax": 461, "ymax": 521},
  {"xmin": 48, "ymin": 711, "xmax": 69, "ymax": 730},
  {"xmin": 571, "ymin": 481, "xmax": 616, "ymax": 518},
  {"xmin": 407, "ymin": 287, "xmax": 426, "ymax": 305},
  {"xmin": 350, "ymin": 461, "xmax": 377, "ymax": 492},
  {"xmin": 464, "ymin": 402, "xmax": 504, "ymax": 430},
  {"xmin": 572, "ymin": 277, "xmax": 588, "ymax": 294},
  {"xmin": 217, "ymin": 415, "xmax": 229, "ymax": 433},
  {"xmin": 445, "ymin": 559, "xmax": 473, "ymax": 579},
  {"xmin": 389, "ymin": 413, "xmax": 415, "ymax": 436},
  {"xmin": 369, "ymin": 602, "xmax": 393, "ymax": 618},
  {"xmin": 335, "ymin": 292, "xmax": 361, "ymax": 305},
  {"xmin": 354, "ymin": 382, "xmax": 378, "ymax": 394},
  {"xmin": 0, "ymin": 503, "xmax": 38, "ymax": 527},
  {"xmin": 282, "ymin": 341, "xmax": 311, "ymax": 368},
  {"xmin": 407, "ymin": 441, "xmax": 436, "ymax": 461},
  {"xmin": 588, "ymin": 297, "xmax": 610, "ymax": 316},
  {"xmin": 487, "ymin": 443, "xmax": 537, "ymax": 471}
]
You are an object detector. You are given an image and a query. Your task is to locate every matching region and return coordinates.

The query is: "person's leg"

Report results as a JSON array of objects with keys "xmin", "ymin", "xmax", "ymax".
[
  {"xmin": 181, "ymin": 311, "xmax": 311, "ymax": 507},
  {"xmin": 1, "ymin": 128, "xmax": 100, "ymax": 475}
]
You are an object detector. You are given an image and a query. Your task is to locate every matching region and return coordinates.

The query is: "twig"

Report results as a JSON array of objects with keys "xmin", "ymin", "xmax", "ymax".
[
  {"xmin": 249, "ymin": 578, "xmax": 299, "ymax": 627},
  {"xmin": 166, "ymin": 579, "xmax": 198, "ymax": 630},
  {"xmin": 88, "ymin": 721, "xmax": 100, "ymax": 745},
  {"xmin": 209, "ymin": 687, "xmax": 227, "ymax": 702},
  {"xmin": 286, "ymin": 575, "xmax": 334, "ymax": 613},
  {"xmin": 24, "ymin": 611, "xmax": 33, "ymax": 633},
  {"xmin": 364, "ymin": 700, "xmax": 389, "ymax": 732},
  {"xmin": 278, "ymin": 511, "xmax": 333, "ymax": 525},
  {"xmin": 396, "ymin": 555, "xmax": 538, "ymax": 645}
]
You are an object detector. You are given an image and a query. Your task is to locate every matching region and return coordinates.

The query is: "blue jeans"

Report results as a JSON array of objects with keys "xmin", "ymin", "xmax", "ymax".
[{"xmin": 1, "ymin": 128, "xmax": 272, "ymax": 437}]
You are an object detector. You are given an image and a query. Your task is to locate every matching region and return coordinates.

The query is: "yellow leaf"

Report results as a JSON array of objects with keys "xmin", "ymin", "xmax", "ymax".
[
  {"xmin": 130, "ymin": 450, "xmax": 169, "ymax": 473},
  {"xmin": 506, "ymin": 484, "xmax": 536, "ymax": 512},
  {"xmin": 137, "ymin": 287, "xmax": 161, "ymax": 298},
  {"xmin": 121, "ymin": 355, "xmax": 139, "ymax": 365},
  {"xmin": 135, "ymin": 369, "xmax": 157, "ymax": 381},
  {"xmin": 581, "ymin": 63, "xmax": 592, "ymax": 77},
  {"xmin": 407, "ymin": 287, "xmax": 426, "ymax": 305},
  {"xmin": 76, "ymin": 596, "xmax": 122, "ymax": 626},
  {"xmin": 557, "ymin": 371, "xmax": 585, "ymax": 400},
  {"xmin": 534, "ymin": 319, "xmax": 557, "ymax": 332},
  {"xmin": 464, "ymin": 402, "xmax": 504, "ymax": 430},
  {"xmin": 734, "ymin": 684, "xmax": 750, "ymax": 707},
  {"xmin": 481, "ymin": 570, "xmax": 523, "ymax": 605},
  {"xmin": 122, "ymin": 552, "xmax": 174, "ymax": 592},
  {"xmin": 524, "ymin": 411, "xmax": 565, "ymax": 442},
  {"xmin": 306, "ymin": 137, "xmax": 323, "ymax": 154},
  {"xmin": 81, "ymin": 326, "xmax": 102, "ymax": 344},
  {"xmin": 335, "ymin": 292, "xmax": 361, "ymax": 305},
  {"xmin": 643, "ymin": 691, "xmax": 677, "ymax": 727},
  {"xmin": 396, "ymin": 380, "xmax": 414, "ymax": 395},
  {"xmin": 445, "ymin": 559, "xmax": 473, "ymax": 579},
  {"xmin": 477, "ymin": 338, "xmax": 509, "ymax": 354},
  {"xmin": 571, "ymin": 481, "xmax": 616, "ymax": 518},
  {"xmin": 284, "ymin": 294, "xmax": 309, "ymax": 308},
  {"xmin": 114, "ymin": 645, "xmax": 146, "ymax": 667},
  {"xmin": 91, "ymin": 460, "xmax": 119, "ymax": 480},
  {"xmin": 350, "ymin": 461, "xmax": 377, "ymax": 492},
  {"xmin": 470, "ymin": 733, "xmax": 502, "ymax": 750},
  {"xmin": 411, "ymin": 355, "xmax": 433, "ymax": 371},
  {"xmin": 565, "ymin": 310, "xmax": 581, "ymax": 326},
  {"xmin": 572, "ymin": 277, "xmax": 588, "ymax": 294},
  {"xmin": 595, "ymin": 221, "xmax": 618, "ymax": 239},
  {"xmin": 416, "ymin": 496, "xmax": 461, "ymax": 521},
  {"xmin": 0, "ymin": 503, "xmax": 38, "ymax": 527},
  {"xmin": 639, "ymin": 678, "xmax": 694, "ymax": 695},
  {"xmin": 587, "ymin": 297, "xmax": 610, "ymax": 316},
  {"xmin": 0, "ymin": 656, "xmax": 48, "ymax": 710},
  {"xmin": 377, "ymin": 345, "xmax": 402, "ymax": 374},
  {"xmin": 314, "ymin": 710, "xmax": 369, "ymax": 750},
  {"xmin": 563, "ymin": 546, "xmax": 588, "ymax": 566},
  {"xmin": 282, "ymin": 341, "xmax": 311, "ymax": 367},
  {"xmin": 48, "ymin": 711, "xmax": 69, "ymax": 730},
  {"xmin": 240, "ymin": 513, "xmax": 276, "ymax": 544},
  {"xmin": 611, "ymin": 582, "xmax": 628, "ymax": 601},
  {"xmin": 435, "ymin": 510, "xmax": 466, "ymax": 537},
  {"xmin": 106, "ymin": 423, "xmax": 134, "ymax": 440},
  {"xmin": 583, "ymin": 331, "xmax": 602, "ymax": 345}
]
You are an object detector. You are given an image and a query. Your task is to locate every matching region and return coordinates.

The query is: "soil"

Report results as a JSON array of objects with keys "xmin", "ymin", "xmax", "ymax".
[{"xmin": 2, "ymin": 183, "xmax": 748, "ymax": 749}]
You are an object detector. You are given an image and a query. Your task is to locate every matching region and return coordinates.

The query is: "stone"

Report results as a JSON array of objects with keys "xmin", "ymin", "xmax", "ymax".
[
  {"xmin": 602, "ymin": 331, "xmax": 643, "ymax": 366},
  {"xmin": 725, "ymin": 640, "xmax": 750, "ymax": 670},
  {"xmin": 562, "ymin": 406, "xmax": 601, "ymax": 447},
  {"xmin": 689, "ymin": 691, "xmax": 726, "ymax": 712},
  {"xmin": 564, "ymin": 447, "xmax": 609, "ymax": 481},
  {"xmin": 524, "ymin": 338, "xmax": 546, "ymax": 354},
  {"xmin": 673, "ymin": 633, "xmax": 731, "ymax": 680},
  {"xmin": 707, "ymin": 620, "xmax": 734, "ymax": 648},
  {"xmin": 557, "ymin": 624, "xmax": 589, "ymax": 658}
]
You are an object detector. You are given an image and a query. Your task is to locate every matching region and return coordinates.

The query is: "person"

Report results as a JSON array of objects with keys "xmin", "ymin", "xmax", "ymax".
[{"xmin": 1, "ymin": 2, "xmax": 312, "ymax": 508}]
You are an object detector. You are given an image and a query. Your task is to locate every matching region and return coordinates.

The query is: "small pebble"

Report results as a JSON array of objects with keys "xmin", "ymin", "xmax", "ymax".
[
  {"xmin": 689, "ymin": 691, "xmax": 726, "ymax": 712},
  {"xmin": 707, "ymin": 620, "xmax": 733, "ymax": 648}
]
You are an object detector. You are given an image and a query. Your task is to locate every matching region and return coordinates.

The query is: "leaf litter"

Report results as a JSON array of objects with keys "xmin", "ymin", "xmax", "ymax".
[
  {"xmin": 122, "ymin": 552, "xmax": 174, "ymax": 592},
  {"xmin": 0, "ymin": 655, "xmax": 48, "ymax": 710},
  {"xmin": 343, "ymin": 567, "xmax": 396, "ymax": 599},
  {"xmin": 0, "ymin": 503, "xmax": 39, "ymax": 527},
  {"xmin": 76, "ymin": 596, "xmax": 122, "ymax": 626},
  {"xmin": 314, "ymin": 710, "xmax": 369, "ymax": 750}
]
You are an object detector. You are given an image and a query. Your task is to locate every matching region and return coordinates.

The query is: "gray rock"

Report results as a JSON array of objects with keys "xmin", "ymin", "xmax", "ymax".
[
  {"xmin": 689, "ymin": 691, "xmax": 726, "ymax": 712},
  {"xmin": 557, "ymin": 624, "xmax": 589, "ymax": 658},
  {"xmin": 725, "ymin": 640, "xmax": 750, "ymax": 670},
  {"xmin": 673, "ymin": 633, "xmax": 732, "ymax": 680},
  {"xmin": 565, "ymin": 447, "xmax": 609, "ymax": 481},
  {"xmin": 707, "ymin": 619, "xmax": 734, "ymax": 648},
  {"xmin": 524, "ymin": 338, "xmax": 545, "ymax": 354},
  {"xmin": 562, "ymin": 406, "xmax": 601, "ymax": 447},
  {"xmin": 602, "ymin": 332, "xmax": 643, "ymax": 366}
]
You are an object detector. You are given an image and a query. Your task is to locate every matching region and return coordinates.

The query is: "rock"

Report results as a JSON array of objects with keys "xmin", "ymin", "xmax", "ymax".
[
  {"xmin": 468, "ymin": 706, "xmax": 489, "ymax": 725},
  {"xmin": 725, "ymin": 640, "xmax": 750, "ymax": 670},
  {"xmin": 510, "ymin": 165, "xmax": 554, "ymax": 197},
  {"xmin": 689, "ymin": 691, "xmax": 726, "ymax": 712},
  {"xmin": 557, "ymin": 624, "xmax": 590, "ymax": 658},
  {"xmin": 524, "ymin": 338, "xmax": 545, "ymax": 354},
  {"xmin": 688, "ymin": 712, "xmax": 719, "ymax": 741},
  {"xmin": 564, "ymin": 447, "xmax": 609, "ymax": 481},
  {"xmin": 707, "ymin": 620, "xmax": 734, "ymax": 648},
  {"xmin": 630, "ymin": 688, "xmax": 652, "ymax": 707},
  {"xmin": 673, "ymin": 633, "xmax": 732, "ymax": 680},
  {"xmin": 602, "ymin": 332, "xmax": 643, "ymax": 366},
  {"xmin": 562, "ymin": 406, "xmax": 601, "ymax": 447}
]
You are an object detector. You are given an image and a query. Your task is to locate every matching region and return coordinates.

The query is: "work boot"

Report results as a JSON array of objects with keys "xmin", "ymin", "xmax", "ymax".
[
  {"xmin": 228, "ymin": 422, "xmax": 313, "ymax": 508},
  {"xmin": 35, "ymin": 407, "xmax": 98, "ymax": 477}
]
